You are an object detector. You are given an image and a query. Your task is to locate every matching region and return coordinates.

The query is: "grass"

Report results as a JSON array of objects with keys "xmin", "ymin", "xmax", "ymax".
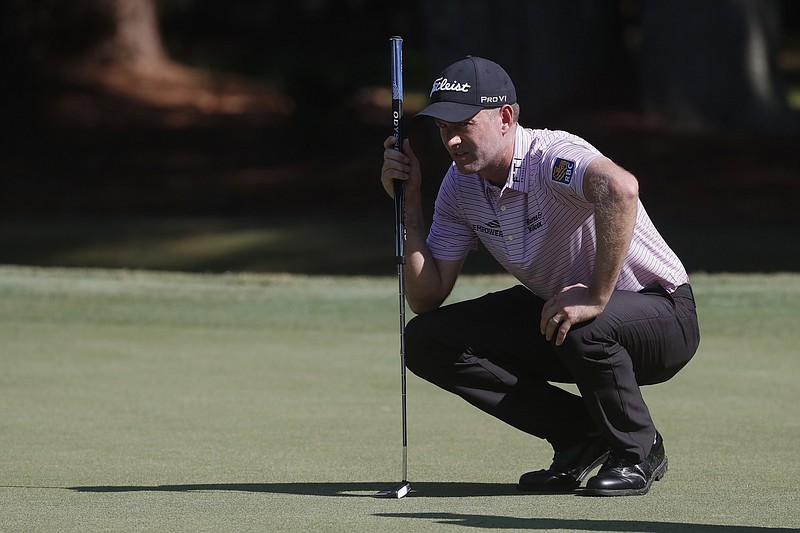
[
  {"xmin": 0, "ymin": 266, "xmax": 798, "ymax": 532},
  {"xmin": 2, "ymin": 215, "xmax": 799, "ymax": 275}
]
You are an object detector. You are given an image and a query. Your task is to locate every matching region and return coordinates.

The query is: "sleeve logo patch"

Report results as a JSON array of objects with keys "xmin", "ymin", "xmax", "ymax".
[{"xmin": 552, "ymin": 158, "xmax": 575, "ymax": 184}]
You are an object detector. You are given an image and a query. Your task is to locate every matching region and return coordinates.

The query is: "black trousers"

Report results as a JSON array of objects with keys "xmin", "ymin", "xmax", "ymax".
[{"xmin": 404, "ymin": 283, "xmax": 700, "ymax": 463}]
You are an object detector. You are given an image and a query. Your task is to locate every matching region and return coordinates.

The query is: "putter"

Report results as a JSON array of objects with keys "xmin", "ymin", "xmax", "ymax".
[{"xmin": 374, "ymin": 36, "xmax": 411, "ymax": 500}]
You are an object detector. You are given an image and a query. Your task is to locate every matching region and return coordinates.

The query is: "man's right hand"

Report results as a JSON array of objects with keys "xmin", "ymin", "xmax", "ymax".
[{"xmin": 381, "ymin": 136, "xmax": 421, "ymax": 199}]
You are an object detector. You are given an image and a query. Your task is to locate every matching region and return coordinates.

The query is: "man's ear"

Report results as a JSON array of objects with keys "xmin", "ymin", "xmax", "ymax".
[{"xmin": 500, "ymin": 105, "xmax": 514, "ymax": 132}]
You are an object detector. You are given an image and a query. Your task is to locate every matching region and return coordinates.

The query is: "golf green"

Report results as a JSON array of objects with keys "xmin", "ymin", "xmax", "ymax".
[{"xmin": 1, "ymin": 266, "xmax": 798, "ymax": 531}]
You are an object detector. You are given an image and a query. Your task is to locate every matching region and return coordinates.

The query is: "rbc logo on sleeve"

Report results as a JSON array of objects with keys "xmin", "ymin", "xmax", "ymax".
[{"xmin": 552, "ymin": 158, "xmax": 575, "ymax": 184}]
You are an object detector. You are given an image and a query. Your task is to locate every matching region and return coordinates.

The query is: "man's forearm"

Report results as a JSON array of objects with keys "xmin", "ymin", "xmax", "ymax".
[
  {"xmin": 402, "ymin": 190, "xmax": 453, "ymax": 313},
  {"xmin": 586, "ymin": 160, "xmax": 639, "ymax": 308},
  {"xmin": 591, "ymin": 199, "xmax": 637, "ymax": 307}
]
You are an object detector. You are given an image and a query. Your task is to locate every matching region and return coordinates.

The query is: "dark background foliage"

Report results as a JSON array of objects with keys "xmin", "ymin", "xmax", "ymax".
[{"xmin": 0, "ymin": 0, "xmax": 798, "ymax": 273}]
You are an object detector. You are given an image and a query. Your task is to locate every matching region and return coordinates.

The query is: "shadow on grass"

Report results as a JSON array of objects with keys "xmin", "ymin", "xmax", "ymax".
[
  {"xmin": 375, "ymin": 513, "xmax": 791, "ymax": 532},
  {"xmin": 63, "ymin": 483, "xmax": 791, "ymax": 531},
  {"xmin": 68, "ymin": 481, "xmax": 523, "ymax": 498},
  {"xmin": 60, "ymin": 484, "xmax": 791, "ymax": 530}
]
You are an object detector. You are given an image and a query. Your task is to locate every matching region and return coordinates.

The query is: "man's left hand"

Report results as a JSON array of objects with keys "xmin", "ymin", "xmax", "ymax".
[{"xmin": 540, "ymin": 284, "xmax": 606, "ymax": 346}]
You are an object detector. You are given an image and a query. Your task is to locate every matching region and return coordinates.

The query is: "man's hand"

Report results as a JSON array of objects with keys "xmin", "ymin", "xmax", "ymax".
[
  {"xmin": 381, "ymin": 136, "xmax": 421, "ymax": 199},
  {"xmin": 540, "ymin": 284, "xmax": 606, "ymax": 346}
]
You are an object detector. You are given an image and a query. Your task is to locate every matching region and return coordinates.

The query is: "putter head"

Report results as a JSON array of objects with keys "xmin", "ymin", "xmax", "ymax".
[{"xmin": 374, "ymin": 481, "xmax": 411, "ymax": 499}]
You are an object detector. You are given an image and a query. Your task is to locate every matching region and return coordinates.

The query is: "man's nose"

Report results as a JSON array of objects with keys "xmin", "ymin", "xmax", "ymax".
[{"xmin": 446, "ymin": 133, "xmax": 461, "ymax": 147}]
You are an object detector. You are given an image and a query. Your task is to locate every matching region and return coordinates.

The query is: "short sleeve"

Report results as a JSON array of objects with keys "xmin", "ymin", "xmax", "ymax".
[{"xmin": 539, "ymin": 137, "xmax": 603, "ymax": 202}]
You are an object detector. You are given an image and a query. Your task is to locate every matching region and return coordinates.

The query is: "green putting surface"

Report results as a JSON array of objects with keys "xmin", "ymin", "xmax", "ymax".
[{"xmin": 1, "ymin": 266, "xmax": 798, "ymax": 532}]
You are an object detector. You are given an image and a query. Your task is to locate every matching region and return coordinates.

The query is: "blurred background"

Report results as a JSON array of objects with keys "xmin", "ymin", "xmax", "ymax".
[{"xmin": 1, "ymin": 0, "xmax": 798, "ymax": 275}]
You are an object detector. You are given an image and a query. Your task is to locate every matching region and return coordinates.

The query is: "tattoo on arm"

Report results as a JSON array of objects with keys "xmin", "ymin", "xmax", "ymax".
[{"xmin": 585, "ymin": 159, "xmax": 639, "ymax": 306}]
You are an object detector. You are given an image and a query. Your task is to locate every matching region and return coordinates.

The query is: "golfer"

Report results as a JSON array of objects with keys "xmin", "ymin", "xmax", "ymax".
[{"xmin": 379, "ymin": 56, "xmax": 700, "ymax": 496}]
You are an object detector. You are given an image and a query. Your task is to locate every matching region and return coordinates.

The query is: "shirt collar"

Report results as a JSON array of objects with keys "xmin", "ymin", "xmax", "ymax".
[
  {"xmin": 509, "ymin": 125, "xmax": 533, "ymax": 191},
  {"xmin": 485, "ymin": 125, "xmax": 532, "ymax": 196}
]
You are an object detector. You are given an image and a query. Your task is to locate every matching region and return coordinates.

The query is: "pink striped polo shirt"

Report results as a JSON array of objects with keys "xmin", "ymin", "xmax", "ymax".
[{"xmin": 426, "ymin": 126, "xmax": 689, "ymax": 299}]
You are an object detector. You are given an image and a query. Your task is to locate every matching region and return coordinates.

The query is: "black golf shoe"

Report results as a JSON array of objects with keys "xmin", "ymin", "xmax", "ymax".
[
  {"xmin": 584, "ymin": 433, "xmax": 668, "ymax": 496},
  {"xmin": 518, "ymin": 437, "xmax": 610, "ymax": 492}
]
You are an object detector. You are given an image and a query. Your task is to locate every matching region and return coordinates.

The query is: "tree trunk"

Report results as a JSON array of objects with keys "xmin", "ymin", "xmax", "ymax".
[
  {"xmin": 0, "ymin": 0, "xmax": 292, "ymax": 127},
  {"xmin": 1, "ymin": 0, "xmax": 168, "ymax": 70},
  {"xmin": 88, "ymin": 0, "xmax": 167, "ymax": 67},
  {"xmin": 640, "ymin": 0, "xmax": 794, "ymax": 133}
]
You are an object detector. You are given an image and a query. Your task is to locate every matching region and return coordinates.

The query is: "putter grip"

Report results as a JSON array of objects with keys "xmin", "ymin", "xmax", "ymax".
[
  {"xmin": 390, "ymin": 36, "xmax": 403, "ymax": 150},
  {"xmin": 390, "ymin": 36, "xmax": 405, "ymax": 264}
]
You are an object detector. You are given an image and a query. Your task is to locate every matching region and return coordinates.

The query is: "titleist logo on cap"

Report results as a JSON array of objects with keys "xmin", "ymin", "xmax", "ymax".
[
  {"xmin": 415, "ymin": 56, "xmax": 517, "ymax": 123},
  {"xmin": 430, "ymin": 77, "xmax": 471, "ymax": 96}
]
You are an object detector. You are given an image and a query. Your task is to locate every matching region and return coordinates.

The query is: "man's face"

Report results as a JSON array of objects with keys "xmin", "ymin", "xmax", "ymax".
[{"xmin": 434, "ymin": 108, "xmax": 510, "ymax": 181}]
